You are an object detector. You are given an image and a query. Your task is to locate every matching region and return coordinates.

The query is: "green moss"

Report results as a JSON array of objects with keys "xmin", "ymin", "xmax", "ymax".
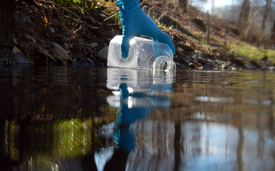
[{"xmin": 230, "ymin": 43, "xmax": 275, "ymax": 62}]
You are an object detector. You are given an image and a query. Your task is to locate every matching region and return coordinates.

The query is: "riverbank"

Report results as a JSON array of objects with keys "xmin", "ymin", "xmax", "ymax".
[{"xmin": 8, "ymin": 0, "xmax": 275, "ymax": 70}]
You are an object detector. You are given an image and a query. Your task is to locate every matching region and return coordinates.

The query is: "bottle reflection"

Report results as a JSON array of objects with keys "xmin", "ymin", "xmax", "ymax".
[
  {"xmin": 82, "ymin": 79, "xmax": 172, "ymax": 171},
  {"xmin": 103, "ymin": 83, "xmax": 151, "ymax": 171},
  {"xmin": 113, "ymin": 83, "xmax": 150, "ymax": 152}
]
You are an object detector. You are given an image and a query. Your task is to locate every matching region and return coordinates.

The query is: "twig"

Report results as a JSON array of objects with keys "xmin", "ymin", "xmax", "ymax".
[
  {"xmin": 14, "ymin": 43, "xmax": 41, "ymax": 62},
  {"xmin": 103, "ymin": 12, "xmax": 119, "ymax": 22},
  {"xmin": 106, "ymin": 23, "xmax": 120, "ymax": 26},
  {"xmin": 39, "ymin": 0, "xmax": 79, "ymax": 19},
  {"xmin": 59, "ymin": 13, "xmax": 100, "ymax": 30},
  {"xmin": 40, "ymin": 0, "xmax": 98, "ymax": 31},
  {"xmin": 172, "ymin": 5, "xmax": 178, "ymax": 13},
  {"xmin": 72, "ymin": 24, "xmax": 82, "ymax": 34},
  {"xmin": 156, "ymin": 11, "xmax": 167, "ymax": 23}
]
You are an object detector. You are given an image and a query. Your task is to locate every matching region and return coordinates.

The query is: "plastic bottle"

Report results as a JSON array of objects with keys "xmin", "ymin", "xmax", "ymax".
[{"xmin": 107, "ymin": 35, "xmax": 176, "ymax": 70}]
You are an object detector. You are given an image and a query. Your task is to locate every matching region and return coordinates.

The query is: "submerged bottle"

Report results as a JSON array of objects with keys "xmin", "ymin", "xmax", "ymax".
[{"xmin": 107, "ymin": 35, "xmax": 176, "ymax": 70}]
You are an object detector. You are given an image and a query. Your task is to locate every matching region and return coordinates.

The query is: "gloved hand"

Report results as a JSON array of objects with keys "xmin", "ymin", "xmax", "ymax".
[{"xmin": 116, "ymin": 0, "xmax": 176, "ymax": 58}]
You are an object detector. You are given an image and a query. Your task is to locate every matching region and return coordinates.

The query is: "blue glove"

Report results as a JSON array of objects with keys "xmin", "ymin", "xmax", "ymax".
[{"xmin": 116, "ymin": 0, "xmax": 176, "ymax": 58}]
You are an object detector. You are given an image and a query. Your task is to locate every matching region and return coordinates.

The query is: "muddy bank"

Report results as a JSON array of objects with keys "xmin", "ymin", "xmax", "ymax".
[{"xmin": 4, "ymin": 1, "xmax": 275, "ymax": 71}]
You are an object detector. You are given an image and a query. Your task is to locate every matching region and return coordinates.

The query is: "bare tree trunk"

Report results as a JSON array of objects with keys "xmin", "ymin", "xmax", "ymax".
[
  {"xmin": 271, "ymin": 20, "xmax": 275, "ymax": 43},
  {"xmin": 207, "ymin": 10, "xmax": 210, "ymax": 44},
  {"xmin": 237, "ymin": 0, "xmax": 250, "ymax": 38},
  {"xmin": 272, "ymin": 21, "xmax": 275, "ymax": 36},
  {"xmin": 262, "ymin": 0, "xmax": 272, "ymax": 33},
  {"xmin": 179, "ymin": 0, "xmax": 188, "ymax": 13},
  {"xmin": 0, "ymin": 0, "xmax": 15, "ymax": 64}
]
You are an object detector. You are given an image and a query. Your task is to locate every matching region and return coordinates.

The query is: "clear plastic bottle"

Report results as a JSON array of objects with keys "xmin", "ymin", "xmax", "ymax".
[{"xmin": 107, "ymin": 35, "xmax": 176, "ymax": 71}]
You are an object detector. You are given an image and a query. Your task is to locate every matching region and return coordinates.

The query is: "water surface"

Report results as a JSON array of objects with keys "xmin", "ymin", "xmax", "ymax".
[{"xmin": 0, "ymin": 66, "xmax": 274, "ymax": 171}]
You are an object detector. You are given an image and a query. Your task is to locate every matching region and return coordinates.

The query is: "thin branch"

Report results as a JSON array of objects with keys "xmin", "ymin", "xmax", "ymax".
[
  {"xmin": 39, "ymin": 0, "xmax": 79, "ymax": 19},
  {"xmin": 156, "ymin": 11, "xmax": 168, "ymax": 22},
  {"xmin": 59, "ymin": 13, "xmax": 100, "ymax": 30},
  {"xmin": 103, "ymin": 12, "xmax": 119, "ymax": 22}
]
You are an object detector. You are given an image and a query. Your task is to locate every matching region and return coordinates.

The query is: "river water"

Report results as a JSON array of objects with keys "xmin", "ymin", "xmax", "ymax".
[{"xmin": 0, "ymin": 66, "xmax": 274, "ymax": 171}]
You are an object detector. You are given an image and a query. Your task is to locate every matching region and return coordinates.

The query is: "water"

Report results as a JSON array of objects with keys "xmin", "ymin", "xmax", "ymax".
[{"xmin": 0, "ymin": 66, "xmax": 274, "ymax": 171}]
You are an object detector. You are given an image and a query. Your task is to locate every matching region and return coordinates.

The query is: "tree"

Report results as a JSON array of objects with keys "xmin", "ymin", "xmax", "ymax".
[
  {"xmin": 179, "ymin": 0, "xmax": 188, "ymax": 13},
  {"xmin": 0, "ymin": 0, "xmax": 15, "ymax": 64},
  {"xmin": 237, "ymin": 0, "xmax": 251, "ymax": 38},
  {"xmin": 271, "ymin": 20, "xmax": 275, "ymax": 41},
  {"xmin": 261, "ymin": 0, "xmax": 272, "ymax": 33},
  {"xmin": 179, "ymin": 0, "xmax": 208, "ymax": 13}
]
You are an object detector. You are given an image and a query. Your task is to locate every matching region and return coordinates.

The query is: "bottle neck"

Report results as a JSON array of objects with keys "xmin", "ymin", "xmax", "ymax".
[{"xmin": 153, "ymin": 56, "xmax": 176, "ymax": 71}]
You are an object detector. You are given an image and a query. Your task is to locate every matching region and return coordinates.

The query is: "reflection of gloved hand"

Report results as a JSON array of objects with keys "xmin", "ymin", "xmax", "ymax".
[
  {"xmin": 113, "ymin": 83, "xmax": 149, "ymax": 152},
  {"xmin": 116, "ymin": 0, "xmax": 176, "ymax": 58}
]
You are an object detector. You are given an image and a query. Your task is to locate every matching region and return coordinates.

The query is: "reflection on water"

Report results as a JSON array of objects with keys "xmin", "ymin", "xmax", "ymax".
[
  {"xmin": 85, "ymin": 68, "xmax": 174, "ymax": 171},
  {"xmin": 0, "ymin": 66, "xmax": 275, "ymax": 171}
]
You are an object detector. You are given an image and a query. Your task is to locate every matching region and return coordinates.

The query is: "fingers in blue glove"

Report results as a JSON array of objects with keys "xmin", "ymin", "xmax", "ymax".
[
  {"xmin": 134, "ymin": 12, "xmax": 176, "ymax": 56},
  {"xmin": 118, "ymin": 0, "xmax": 176, "ymax": 58},
  {"xmin": 149, "ymin": 31, "xmax": 176, "ymax": 56},
  {"xmin": 121, "ymin": 35, "xmax": 131, "ymax": 58}
]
